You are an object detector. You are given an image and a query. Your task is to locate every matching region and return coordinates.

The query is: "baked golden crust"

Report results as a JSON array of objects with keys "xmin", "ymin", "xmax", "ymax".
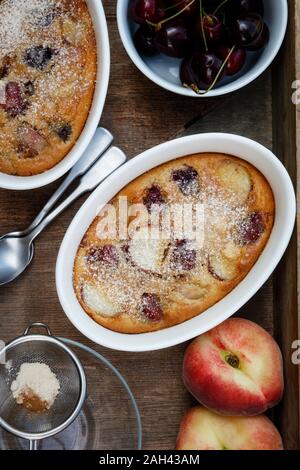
[
  {"xmin": 0, "ymin": 0, "xmax": 96, "ymax": 176},
  {"xmin": 73, "ymin": 153, "xmax": 275, "ymax": 334}
]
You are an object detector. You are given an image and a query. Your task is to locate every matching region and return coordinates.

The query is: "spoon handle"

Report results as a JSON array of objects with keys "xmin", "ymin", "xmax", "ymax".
[
  {"xmin": 27, "ymin": 128, "xmax": 113, "ymax": 232},
  {"xmin": 28, "ymin": 146, "xmax": 127, "ymax": 242}
]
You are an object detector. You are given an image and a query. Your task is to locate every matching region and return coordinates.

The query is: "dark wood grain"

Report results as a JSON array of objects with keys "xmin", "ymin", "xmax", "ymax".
[
  {"xmin": 0, "ymin": 0, "xmax": 299, "ymax": 450},
  {"xmin": 272, "ymin": 0, "xmax": 300, "ymax": 450}
]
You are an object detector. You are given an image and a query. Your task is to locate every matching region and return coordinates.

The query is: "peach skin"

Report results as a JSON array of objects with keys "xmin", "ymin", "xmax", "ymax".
[
  {"xmin": 176, "ymin": 407, "xmax": 284, "ymax": 450},
  {"xmin": 183, "ymin": 318, "xmax": 284, "ymax": 416}
]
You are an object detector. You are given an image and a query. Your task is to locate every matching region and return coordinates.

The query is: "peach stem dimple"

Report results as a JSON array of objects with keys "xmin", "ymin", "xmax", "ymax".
[{"xmin": 224, "ymin": 352, "xmax": 240, "ymax": 369}]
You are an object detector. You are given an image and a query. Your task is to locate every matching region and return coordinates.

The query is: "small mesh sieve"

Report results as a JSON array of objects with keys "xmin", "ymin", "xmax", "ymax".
[{"xmin": 0, "ymin": 323, "xmax": 86, "ymax": 447}]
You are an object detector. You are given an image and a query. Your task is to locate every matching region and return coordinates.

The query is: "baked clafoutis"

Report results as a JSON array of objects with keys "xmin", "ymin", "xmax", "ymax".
[
  {"xmin": 74, "ymin": 153, "xmax": 275, "ymax": 334},
  {"xmin": 0, "ymin": 0, "xmax": 96, "ymax": 176}
]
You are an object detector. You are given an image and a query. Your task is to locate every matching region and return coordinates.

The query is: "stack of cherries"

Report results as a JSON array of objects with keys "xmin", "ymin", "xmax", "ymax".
[{"xmin": 130, "ymin": 0, "xmax": 269, "ymax": 93}]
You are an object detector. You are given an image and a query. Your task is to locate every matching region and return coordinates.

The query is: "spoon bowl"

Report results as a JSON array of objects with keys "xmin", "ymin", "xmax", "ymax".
[
  {"xmin": 0, "ymin": 231, "xmax": 27, "ymax": 241},
  {"xmin": 0, "ymin": 236, "xmax": 33, "ymax": 286}
]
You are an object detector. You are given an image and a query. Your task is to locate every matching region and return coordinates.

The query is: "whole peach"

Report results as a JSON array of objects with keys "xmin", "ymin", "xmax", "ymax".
[
  {"xmin": 176, "ymin": 407, "xmax": 284, "ymax": 450},
  {"xmin": 183, "ymin": 318, "xmax": 284, "ymax": 416}
]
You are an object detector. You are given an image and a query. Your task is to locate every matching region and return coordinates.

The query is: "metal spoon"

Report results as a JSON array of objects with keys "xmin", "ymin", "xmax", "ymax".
[
  {"xmin": 0, "ymin": 146, "xmax": 126, "ymax": 286},
  {"xmin": 0, "ymin": 128, "xmax": 113, "ymax": 271},
  {"xmin": 0, "ymin": 127, "xmax": 113, "ymax": 242},
  {"xmin": 0, "ymin": 127, "xmax": 113, "ymax": 280}
]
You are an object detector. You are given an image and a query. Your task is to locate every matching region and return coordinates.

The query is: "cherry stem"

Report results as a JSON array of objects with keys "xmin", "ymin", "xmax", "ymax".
[
  {"xmin": 200, "ymin": 0, "xmax": 208, "ymax": 52},
  {"xmin": 197, "ymin": 44, "xmax": 236, "ymax": 95},
  {"xmin": 147, "ymin": 0, "xmax": 196, "ymax": 28},
  {"xmin": 213, "ymin": 0, "xmax": 232, "ymax": 15},
  {"xmin": 164, "ymin": 1, "xmax": 184, "ymax": 12},
  {"xmin": 206, "ymin": 15, "xmax": 215, "ymax": 26}
]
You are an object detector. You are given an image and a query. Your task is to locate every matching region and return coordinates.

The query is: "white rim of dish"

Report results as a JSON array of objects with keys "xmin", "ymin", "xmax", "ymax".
[
  {"xmin": 0, "ymin": 0, "xmax": 110, "ymax": 190},
  {"xmin": 56, "ymin": 133, "xmax": 296, "ymax": 352},
  {"xmin": 116, "ymin": 0, "xmax": 288, "ymax": 97}
]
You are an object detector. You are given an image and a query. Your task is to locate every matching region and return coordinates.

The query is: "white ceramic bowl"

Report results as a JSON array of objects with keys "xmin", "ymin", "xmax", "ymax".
[
  {"xmin": 0, "ymin": 0, "xmax": 110, "ymax": 190},
  {"xmin": 56, "ymin": 133, "xmax": 296, "ymax": 352},
  {"xmin": 117, "ymin": 0, "xmax": 288, "ymax": 97}
]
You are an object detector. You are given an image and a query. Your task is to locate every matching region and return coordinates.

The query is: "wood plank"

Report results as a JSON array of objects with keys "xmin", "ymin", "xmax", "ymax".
[
  {"xmin": 272, "ymin": 0, "xmax": 300, "ymax": 450},
  {"xmin": 296, "ymin": 1, "xmax": 300, "ymax": 442}
]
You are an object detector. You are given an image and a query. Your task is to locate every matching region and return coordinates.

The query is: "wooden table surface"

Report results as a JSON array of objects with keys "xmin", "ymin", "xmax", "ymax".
[{"xmin": 0, "ymin": 0, "xmax": 299, "ymax": 450}]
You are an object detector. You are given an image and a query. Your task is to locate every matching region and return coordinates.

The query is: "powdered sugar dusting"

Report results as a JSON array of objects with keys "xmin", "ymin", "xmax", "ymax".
[
  {"xmin": 0, "ymin": 0, "xmax": 96, "ymax": 176},
  {"xmin": 74, "ymin": 157, "xmax": 270, "ymax": 325},
  {"xmin": 0, "ymin": 0, "xmax": 57, "ymax": 57},
  {"xmin": 11, "ymin": 362, "xmax": 60, "ymax": 412}
]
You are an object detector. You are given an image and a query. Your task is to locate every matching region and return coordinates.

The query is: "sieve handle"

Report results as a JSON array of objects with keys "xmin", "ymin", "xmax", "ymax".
[{"xmin": 23, "ymin": 322, "xmax": 53, "ymax": 336}]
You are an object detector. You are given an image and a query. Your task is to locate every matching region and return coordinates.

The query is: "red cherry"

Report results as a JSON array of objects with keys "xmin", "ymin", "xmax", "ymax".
[
  {"xmin": 180, "ymin": 53, "xmax": 202, "ymax": 93},
  {"xmin": 233, "ymin": 14, "xmax": 268, "ymax": 50},
  {"xmin": 134, "ymin": 24, "xmax": 157, "ymax": 55},
  {"xmin": 172, "ymin": 165, "xmax": 199, "ymax": 195},
  {"xmin": 130, "ymin": 0, "xmax": 166, "ymax": 25},
  {"xmin": 246, "ymin": 22, "xmax": 269, "ymax": 51},
  {"xmin": 24, "ymin": 45, "xmax": 54, "ymax": 70},
  {"xmin": 218, "ymin": 46, "xmax": 246, "ymax": 75},
  {"xmin": 198, "ymin": 51, "xmax": 225, "ymax": 86},
  {"xmin": 17, "ymin": 125, "xmax": 48, "ymax": 157},
  {"xmin": 140, "ymin": 293, "xmax": 163, "ymax": 321},
  {"xmin": 180, "ymin": 51, "xmax": 225, "ymax": 92},
  {"xmin": 196, "ymin": 14, "xmax": 223, "ymax": 43},
  {"xmin": 154, "ymin": 19, "xmax": 192, "ymax": 58},
  {"xmin": 171, "ymin": 240, "xmax": 197, "ymax": 271},
  {"xmin": 1, "ymin": 82, "xmax": 29, "ymax": 117},
  {"xmin": 86, "ymin": 245, "xmax": 119, "ymax": 267},
  {"xmin": 143, "ymin": 185, "xmax": 165, "ymax": 212},
  {"xmin": 55, "ymin": 123, "xmax": 72, "ymax": 143},
  {"xmin": 237, "ymin": 212, "xmax": 265, "ymax": 245}
]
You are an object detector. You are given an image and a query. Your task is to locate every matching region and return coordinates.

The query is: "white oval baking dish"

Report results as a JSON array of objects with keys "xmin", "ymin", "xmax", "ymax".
[
  {"xmin": 0, "ymin": 0, "xmax": 110, "ymax": 190},
  {"xmin": 56, "ymin": 133, "xmax": 296, "ymax": 352}
]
